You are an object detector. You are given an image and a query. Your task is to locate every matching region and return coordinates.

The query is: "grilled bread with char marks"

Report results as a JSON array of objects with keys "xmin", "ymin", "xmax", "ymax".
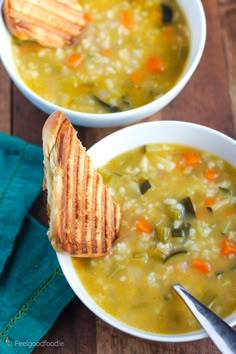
[
  {"xmin": 3, "ymin": 0, "xmax": 86, "ymax": 47},
  {"xmin": 42, "ymin": 111, "xmax": 120, "ymax": 257}
]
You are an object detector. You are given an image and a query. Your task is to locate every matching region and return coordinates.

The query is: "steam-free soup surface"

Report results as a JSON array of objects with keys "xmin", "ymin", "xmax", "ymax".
[
  {"xmin": 12, "ymin": 0, "xmax": 190, "ymax": 113},
  {"xmin": 73, "ymin": 144, "xmax": 236, "ymax": 334}
]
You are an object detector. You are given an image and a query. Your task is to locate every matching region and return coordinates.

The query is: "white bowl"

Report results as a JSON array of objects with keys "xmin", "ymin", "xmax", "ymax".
[
  {"xmin": 57, "ymin": 120, "xmax": 236, "ymax": 342},
  {"xmin": 0, "ymin": 0, "xmax": 206, "ymax": 127}
]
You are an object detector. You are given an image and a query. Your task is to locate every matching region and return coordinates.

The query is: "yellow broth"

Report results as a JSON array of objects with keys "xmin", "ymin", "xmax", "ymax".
[
  {"xmin": 11, "ymin": 0, "xmax": 190, "ymax": 113},
  {"xmin": 73, "ymin": 144, "xmax": 236, "ymax": 334}
]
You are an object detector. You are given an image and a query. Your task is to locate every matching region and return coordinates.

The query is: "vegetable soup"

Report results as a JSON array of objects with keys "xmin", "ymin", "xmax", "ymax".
[
  {"xmin": 11, "ymin": 0, "xmax": 190, "ymax": 113},
  {"xmin": 73, "ymin": 144, "xmax": 236, "ymax": 334}
]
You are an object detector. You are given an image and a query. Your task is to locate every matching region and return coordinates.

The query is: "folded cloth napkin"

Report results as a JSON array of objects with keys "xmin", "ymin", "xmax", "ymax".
[{"xmin": 0, "ymin": 132, "xmax": 74, "ymax": 354}]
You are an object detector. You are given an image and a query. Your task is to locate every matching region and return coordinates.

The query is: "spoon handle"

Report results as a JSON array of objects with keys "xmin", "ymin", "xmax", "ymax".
[{"xmin": 172, "ymin": 283, "xmax": 236, "ymax": 354}]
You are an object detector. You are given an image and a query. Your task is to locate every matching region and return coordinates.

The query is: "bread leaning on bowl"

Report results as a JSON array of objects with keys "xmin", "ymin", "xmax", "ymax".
[
  {"xmin": 3, "ymin": 0, "xmax": 86, "ymax": 47},
  {"xmin": 42, "ymin": 111, "xmax": 120, "ymax": 257}
]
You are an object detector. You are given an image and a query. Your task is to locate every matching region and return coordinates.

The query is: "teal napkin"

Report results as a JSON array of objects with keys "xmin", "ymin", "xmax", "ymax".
[{"xmin": 0, "ymin": 132, "xmax": 74, "ymax": 354}]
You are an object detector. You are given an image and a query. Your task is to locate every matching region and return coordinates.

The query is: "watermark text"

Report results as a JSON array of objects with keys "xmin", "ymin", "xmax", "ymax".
[{"xmin": 7, "ymin": 339, "xmax": 64, "ymax": 349}]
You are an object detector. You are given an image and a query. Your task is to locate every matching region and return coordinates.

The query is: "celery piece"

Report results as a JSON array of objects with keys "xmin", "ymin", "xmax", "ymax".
[
  {"xmin": 144, "ymin": 143, "xmax": 162, "ymax": 153},
  {"xmin": 156, "ymin": 156, "xmax": 176, "ymax": 172},
  {"xmin": 201, "ymin": 292, "xmax": 216, "ymax": 307},
  {"xmin": 182, "ymin": 222, "xmax": 191, "ymax": 236},
  {"xmin": 109, "ymin": 172, "xmax": 122, "ymax": 189},
  {"xmin": 97, "ymin": 166, "xmax": 113, "ymax": 181},
  {"xmin": 223, "ymin": 218, "xmax": 231, "ymax": 235},
  {"xmin": 211, "ymin": 198, "xmax": 230, "ymax": 211},
  {"xmin": 155, "ymin": 226, "xmax": 171, "ymax": 243},
  {"xmin": 132, "ymin": 252, "xmax": 148, "ymax": 263},
  {"xmin": 107, "ymin": 264, "xmax": 124, "ymax": 278},
  {"xmin": 167, "ymin": 206, "xmax": 183, "ymax": 220},
  {"xmin": 151, "ymin": 245, "xmax": 167, "ymax": 261}
]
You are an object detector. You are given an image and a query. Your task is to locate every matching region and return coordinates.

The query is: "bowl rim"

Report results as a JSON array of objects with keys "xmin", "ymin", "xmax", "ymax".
[
  {"xmin": 0, "ymin": 0, "xmax": 206, "ymax": 127},
  {"xmin": 57, "ymin": 120, "xmax": 236, "ymax": 342}
]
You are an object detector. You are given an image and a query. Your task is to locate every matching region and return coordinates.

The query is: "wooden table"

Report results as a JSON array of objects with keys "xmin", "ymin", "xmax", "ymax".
[{"xmin": 1, "ymin": 0, "xmax": 236, "ymax": 353}]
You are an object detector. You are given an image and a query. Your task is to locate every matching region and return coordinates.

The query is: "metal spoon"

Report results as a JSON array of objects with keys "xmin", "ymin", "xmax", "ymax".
[{"xmin": 172, "ymin": 283, "xmax": 236, "ymax": 354}]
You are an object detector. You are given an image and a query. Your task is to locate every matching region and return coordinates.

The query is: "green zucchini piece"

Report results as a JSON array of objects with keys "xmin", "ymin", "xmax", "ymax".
[
  {"xmin": 164, "ymin": 249, "xmax": 188, "ymax": 263},
  {"xmin": 206, "ymin": 206, "xmax": 213, "ymax": 213},
  {"xmin": 92, "ymin": 95, "xmax": 120, "ymax": 113},
  {"xmin": 232, "ymin": 266, "xmax": 236, "ymax": 272},
  {"xmin": 216, "ymin": 271, "xmax": 224, "ymax": 279},
  {"xmin": 171, "ymin": 228, "xmax": 185, "ymax": 238},
  {"xmin": 218, "ymin": 186, "xmax": 231, "ymax": 195},
  {"xmin": 140, "ymin": 179, "xmax": 152, "ymax": 194},
  {"xmin": 171, "ymin": 223, "xmax": 191, "ymax": 238},
  {"xmin": 161, "ymin": 4, "xmax": 173, "ymax": 24},
  {"xmin": 179, "ymin": 196, "xmax": 196, "ymax": 218}
]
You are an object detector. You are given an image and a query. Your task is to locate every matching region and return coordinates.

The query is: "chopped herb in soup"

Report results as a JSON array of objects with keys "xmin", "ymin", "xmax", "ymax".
[
  {"xmin": 73, "ymin": 144, "xmax": 236, "ymax": 334},
  {"xmin": 11, "ymin": 0, "xmax": 190, "ymax": 113}
]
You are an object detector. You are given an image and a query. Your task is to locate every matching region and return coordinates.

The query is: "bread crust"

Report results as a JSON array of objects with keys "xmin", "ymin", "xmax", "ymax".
[
  {"xmin": 42, "ymin": 111, "xmax": 121, "ymax": 257},
  {"xmin": 3, "ymin": 0, "xmax": 86, "ymax": 47}
]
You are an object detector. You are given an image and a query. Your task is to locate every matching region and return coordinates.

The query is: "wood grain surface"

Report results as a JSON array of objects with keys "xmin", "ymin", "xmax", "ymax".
[{"xmin": 0, "ymin": 0, "xmax": 236, "ymax": 353}]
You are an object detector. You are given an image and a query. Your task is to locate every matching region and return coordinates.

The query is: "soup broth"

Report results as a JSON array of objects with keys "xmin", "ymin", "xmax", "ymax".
[
  {"xmin": 11, "ymin": 0, "xmax": 190, "ymax": 113},
  {"xmin": 73, "ymin": 144, "xmax": 236, "ymax": 334}
]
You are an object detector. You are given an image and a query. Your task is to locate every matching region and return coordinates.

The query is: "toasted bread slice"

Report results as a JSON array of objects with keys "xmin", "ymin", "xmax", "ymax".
[
  {"xmin": 3, "ymin": 0, "xmax": 86, "ymax": 47},
  {"xmin": 42, "ymin": 111, "xmax": 120, "ymax": 257}
]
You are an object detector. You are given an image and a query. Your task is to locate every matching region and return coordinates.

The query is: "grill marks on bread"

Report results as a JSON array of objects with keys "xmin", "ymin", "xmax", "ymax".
[
  {"xmin": 42, "ymin": 111, "xmax": 120, "ymax": 257},
  {"xmin": 3, "ymin": 0, "xmax": 86, "ymax": 47}
]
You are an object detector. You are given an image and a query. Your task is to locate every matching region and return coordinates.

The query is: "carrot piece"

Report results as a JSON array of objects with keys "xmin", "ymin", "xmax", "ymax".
[
  {"xmin": 121, "ymin": 10, "xmax": 133, "ymax": 29},
  {"xmin": 102, "ymin": 47, "xmax": 111, "ymax": 56},
  {"xmin": 204, "ymin": 196, "xmax": 216, "ymax": 206},
  {"xmin": 130, "ymin": 71, "xmax": 143, "ymax": 83},
  {"xmin": 205, "ymin": 169, "xmax": 219, "ymax": 180},
  {"xmin": 66, "ymin": 53, "xmax": 84, "ymax": 68},
  {"xmin": 221, "ymin": 239, "xmax": 236, "ymax": 256},
  {"xmin": 147, "ymin": 56, "xmax": 164, "ymax": 72},
  {"xmin": 163, "ymin": 25, "xmax": 173, "ymax": 39},
  {"xmin": 192, "ymin": 259, "xmax": 211, "ymax": 273},
  {"xmin": 136, "ymin": 217, "xmax": 152, "ymax": 234},
  {"xmin": 183, "ymin": 151, "xmax": 201, "ymax": 166},
  {"xmin": 225, "ymin": 207, "xmax": 234, "ymax": 216},
  {"xmin": 175, "ymin": 160, "xmax": 184, "ymax": 170},
  {"xmin": 84, "ymin": 12, "xmax": 92, "ymax": 21},
  {"xmin": 196, "ymin": 208, "xmax": 205, "ymax": 220},
  {"xmin": 20, "ymin": 42, "xmax": 41, "ymax": 55}
]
